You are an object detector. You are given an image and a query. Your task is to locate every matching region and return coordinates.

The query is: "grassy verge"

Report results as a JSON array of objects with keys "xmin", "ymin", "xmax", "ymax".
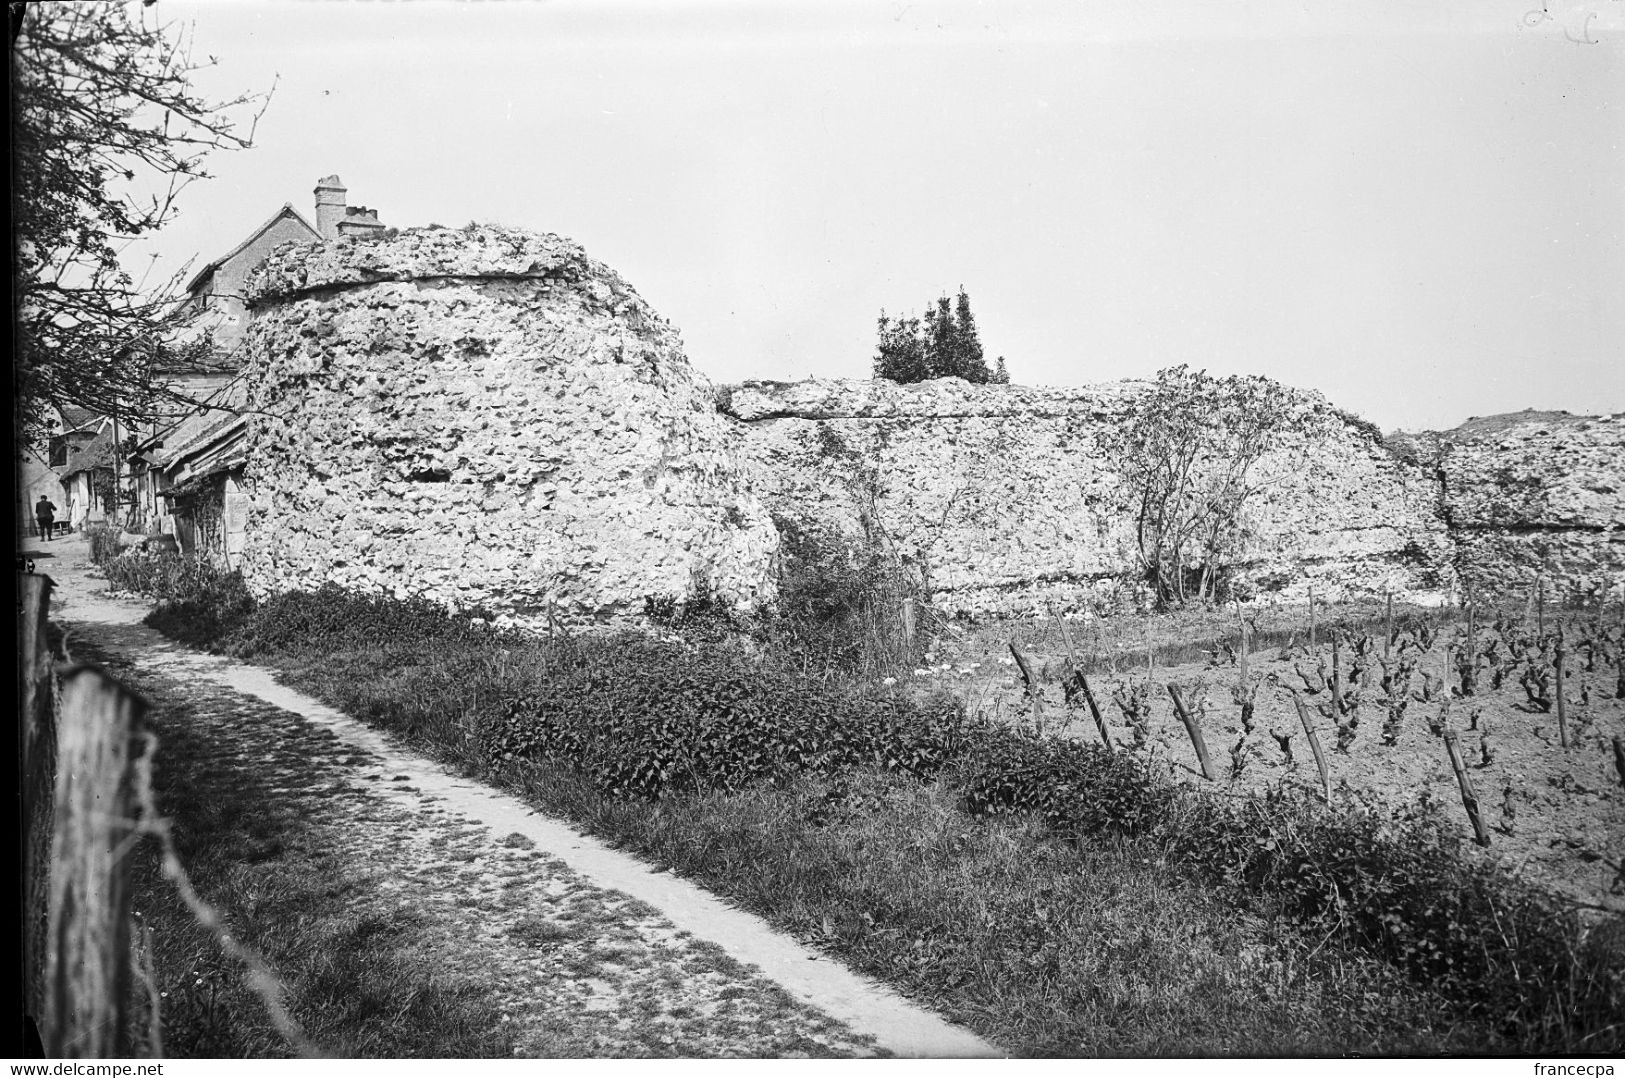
[{"xmin": 138, "ymin": 577, "xmax": 1623, "ymax": 1056}]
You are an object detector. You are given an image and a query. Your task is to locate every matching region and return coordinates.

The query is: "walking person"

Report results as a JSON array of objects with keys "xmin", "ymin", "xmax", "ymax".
[{"xmin": 34, "ymin": 495, "xmax": 56, "ymax": 541}]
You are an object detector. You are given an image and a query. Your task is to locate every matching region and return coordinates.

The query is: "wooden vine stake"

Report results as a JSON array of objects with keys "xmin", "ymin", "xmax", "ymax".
[
  {"xmin": 45, "ymin": 667, "xmax": 148, "ymax": 1058},
  {"xmin": 1463, "ymin": 590, "xmax": 1477, "ymax": 697},
  {"xmin": 1051, "ymin": 604, "xmax": 1078, "ymax": 661},
  {"xmin": 1066, "ymin": 669, "xmax": 1114, "ymax": 753},
  {"xmin": 1050, "ymin": 606, "xmax": 1113, "ymax": 753},
  {"xmin": 1308, "ymin": 585, "xmax": 1317, "ymax": 650},
  {"xmin": 1166, "ymin": 684, "xmax": 1215, "ymax": 781},
  {"xmin": 1331, "ymin": 631, "xmax": 1343, "ymax": 709},
  {"xmin": 1290, "ymin": 689, "xmax": 1332, "ymax": 802},
  {"xmin": 1237, "ymin": 600, "xmax": 1250, "ymax": 683},
  {"xmin": 1384, "ymin": 592, "xmax": 1393, "ymax": 661},
  {"xmin": 1553, "ymin": 621, "xmax": 1569, "ymax": 750},
  {"xmin": 1009, "ymin": 643, "xmax": 1045, "ymax": 736},
  {"xmin": 1442, "ymin": 729, "xmax": 1491, "ymax": 847}
]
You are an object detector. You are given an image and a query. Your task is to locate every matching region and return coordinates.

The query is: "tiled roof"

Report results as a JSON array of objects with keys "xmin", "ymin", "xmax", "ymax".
[
  {"xmin": 57, "ymin": 405, "xmax": 102, "ymax": 432},
  {"xmin": 60, "ymin": 427, "xmax": 114, "ymax": 479},
  {"xmin": 184, "ymin": 203, "xmax": 321, "ymax": 295},
  {"xmin": 147, "ymin": 379, "xmax": 249, "ymax": 470}
]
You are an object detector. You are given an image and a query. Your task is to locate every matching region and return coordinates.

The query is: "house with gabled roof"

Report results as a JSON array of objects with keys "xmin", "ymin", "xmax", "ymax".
[
  {"xmin": 57, "ymin": 421, "xmax": 116, "ymax": 530},
  {"xmin": 114, "ymin": 176, "xmax": 388, "ymax": 540},
  {"xmin": 168, "ymin": 175, "xmax": 388, "ymax": 404}
]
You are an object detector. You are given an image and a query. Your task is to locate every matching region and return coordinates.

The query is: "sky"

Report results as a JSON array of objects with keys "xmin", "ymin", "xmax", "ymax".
[{"xmin": 123, "ymin": 0, "xmax": 1624, "ymax": 432}]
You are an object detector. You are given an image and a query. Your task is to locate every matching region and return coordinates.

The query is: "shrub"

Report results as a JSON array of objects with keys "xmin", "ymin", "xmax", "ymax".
[
  {"xmin": 767, "ymin": 514, "xmax": 927, "ymax": 676},
  {"xmin": 959, "ymin": 735, "xmax": 1171, "ymax": 837},
  {"xmin": 474, "ymin": 636, "xmax": 976, "ymax": 798},
  {"xmin": 234, "ymin": 584, "xmax": 505, "ymax": 657},
  {"xmin": 643, "ymin": 592, "xmax": 757, "ymax": 646},
  {"xmin": 87, "ymin": 523, "xmax": 122, "ymax": 566}
]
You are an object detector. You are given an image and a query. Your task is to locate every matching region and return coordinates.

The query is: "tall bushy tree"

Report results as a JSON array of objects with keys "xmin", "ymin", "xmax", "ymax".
[
  {"xmin": 922, "ymin": 295, "xmax": 958, "ymax": 379},
  {"xmin": 872, "ymin": 288, "xmax": 1001, "ymax": 385},
  {"xmin": 872, "ymin": 313, "xmax": 929, "ymax": 383},
  {"xmin": 951, "ymin": 287, "xmax": 990, "ymax": 383},
  {"xmin": 11, "ymin": 0, "xmax": 269, "ymax": 440},
  {"xmin": 1102, "ymin": 365, "xmax": 1298, "ymax": 607}
]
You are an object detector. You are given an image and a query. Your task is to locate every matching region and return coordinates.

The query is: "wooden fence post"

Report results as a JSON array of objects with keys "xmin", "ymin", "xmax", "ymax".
[
  {"xmin": 20, "ymin": 573, "xmax": 56, "ymax": 1025},
  {"xmin": 1167, "ymin": 684, "xmax": 1215, "ymax": 781},
  {"xmin": 1442, "ymin": 729, "xmax": 1491, "ymax": 847},
  {"xmin": 44, "ymin": 666, "xmax": 148, "ymax": 1058},
  {"xmin": 900, "ymin": 596, "xmax": 916, "ymax": 648}
]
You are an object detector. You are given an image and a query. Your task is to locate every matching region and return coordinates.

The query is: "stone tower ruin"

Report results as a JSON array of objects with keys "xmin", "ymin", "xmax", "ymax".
[{"xmin": 237, "ymin": 226, "xmax": 779, "ymax": 627}]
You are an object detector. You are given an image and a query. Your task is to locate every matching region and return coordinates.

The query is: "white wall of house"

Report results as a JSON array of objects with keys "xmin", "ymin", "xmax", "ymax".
[
  {"xmin": 63, "ymin": 472, "xmax": 102, "ymax": 529},
  {"xmin": 223, "ymin": 475, "xmax": 251, "ymax": 568}
]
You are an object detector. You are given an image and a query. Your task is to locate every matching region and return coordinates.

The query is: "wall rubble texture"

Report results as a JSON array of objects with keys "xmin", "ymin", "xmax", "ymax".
[
  {"xmin": 233, "ymin": 231, "xmax": 1616, "ymax": 623},
  {"xmin": 722, "ymin": 377, "xmax": 1451, "ymax": 617},
  {"xmin": 1434, "ymin": 413, "xmax": 1625, "ymax": 601},
  {"xmin": 238, "ymin": 227, "xmax": 778, "ymax": 627}
]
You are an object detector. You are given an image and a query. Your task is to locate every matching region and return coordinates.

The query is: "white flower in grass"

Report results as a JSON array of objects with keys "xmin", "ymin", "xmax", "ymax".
[
  {"xmin": 912, "ymin": 668, "xmax": 929, "ymax": 677},
  {"xmin": 882, "ymin": 676, "xmax": 897, "ymax": 686}
]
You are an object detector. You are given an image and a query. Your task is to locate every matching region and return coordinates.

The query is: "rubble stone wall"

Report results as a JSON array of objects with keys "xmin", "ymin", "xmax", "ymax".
[
  {"xmin": 722, "ymin": 378, "xmax": 1451, "ymax": 616},
  {"xmin": 237, "ymin": 227, "xmax": 779, "ymax": 627},
  {"xmin": 232, "ymin": 230, "xmax": 1615, "ymax": 624},
  {"xmin": 1438, "ymin": 413, "xmax": 1625, "ymax": 602}
]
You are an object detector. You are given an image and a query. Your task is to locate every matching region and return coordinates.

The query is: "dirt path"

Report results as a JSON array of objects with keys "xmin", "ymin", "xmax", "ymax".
[{"xmin": 29, "ymin": 538, "xmax": 997, "ymax": 1059}]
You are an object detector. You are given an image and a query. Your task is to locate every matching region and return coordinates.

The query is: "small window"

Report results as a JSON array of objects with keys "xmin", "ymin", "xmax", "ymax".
[{"xmin": 48, "ymin": 436, "xmax": 67, "ymax": 468}]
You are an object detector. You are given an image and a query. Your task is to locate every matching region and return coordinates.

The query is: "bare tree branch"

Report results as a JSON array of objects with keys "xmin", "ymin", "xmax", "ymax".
[{"xmin": 13, "ymin": 0, "xmax": 271, "ymax": 441}]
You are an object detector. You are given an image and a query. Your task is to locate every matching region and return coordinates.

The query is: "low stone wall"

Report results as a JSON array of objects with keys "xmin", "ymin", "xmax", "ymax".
[
  {"xmin": 1438, "ymin": 412, "xmax": 1625, "ymax": 603},
  {"xmin": 237, "ymin": 227, "xmax": 778, "ymax": 627},
  {"xmin": 722, "ymin": 377, "xmax": 1450, "ymax": 617}
]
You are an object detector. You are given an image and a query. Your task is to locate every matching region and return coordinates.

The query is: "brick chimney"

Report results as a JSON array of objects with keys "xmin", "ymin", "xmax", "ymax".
[{"xmin": 313, "ymin": 174, "xmax": 347, "ymax": 241}]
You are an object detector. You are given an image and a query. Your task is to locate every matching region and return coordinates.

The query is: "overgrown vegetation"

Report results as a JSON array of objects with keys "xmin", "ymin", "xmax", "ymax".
[
  {"xmin": 1101, "ymin": 365, "xmax": 1300, "ymax": 608},
  {"xmin": 92, "ymin": 530, "xmax": 256, "ymax": 640},
  {"xmin": 133, "ymin": 566, "xmax": 1623, "ymax": 1055},
  {"xmin": 763, "ymin": 514, "xmax": 929, "ymax": 677}
]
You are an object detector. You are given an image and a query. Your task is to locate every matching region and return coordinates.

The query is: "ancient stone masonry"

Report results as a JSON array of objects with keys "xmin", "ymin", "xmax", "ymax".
[
  {"xmin": 230, "ymin": 227, "xmax": 1613, "ymax": 625},
  {"xmin": 721, "ymin": 378, "xmax": 1451, "ymax": 617},
  {"xmin": 1434, "ymin": 412, "xmax": 1625, "ymax": 602},
  {"xmin": 238, "ymin": 227, "xmax": 779, "ymax": 627}
]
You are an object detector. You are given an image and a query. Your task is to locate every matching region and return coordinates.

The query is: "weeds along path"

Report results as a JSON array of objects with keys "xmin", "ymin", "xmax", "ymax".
[{"xmin": 40, "ymin": 542, "xmax": 997, "ymax": 1059}]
